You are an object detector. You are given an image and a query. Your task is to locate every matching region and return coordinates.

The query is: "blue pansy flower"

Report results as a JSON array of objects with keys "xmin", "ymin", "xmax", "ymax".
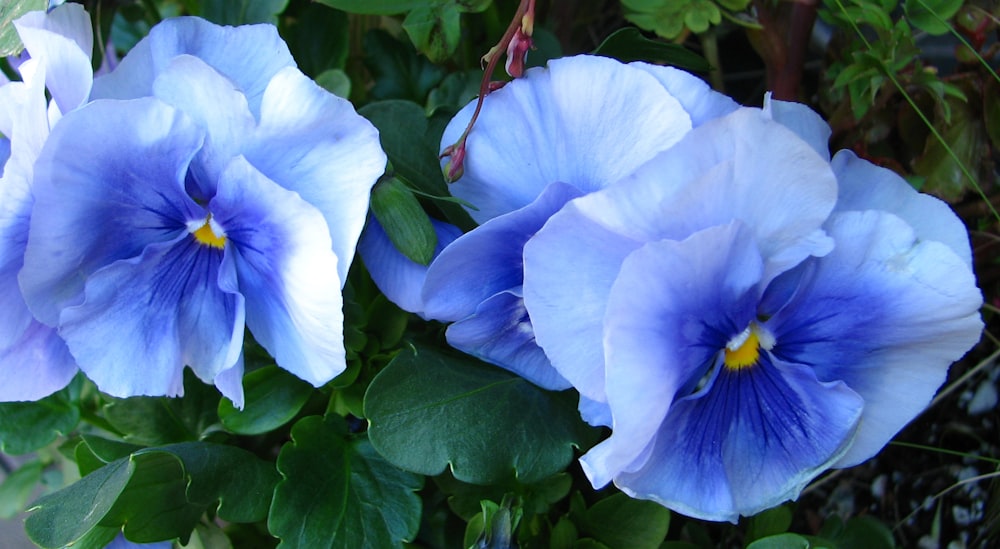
[
  {"xmin": 0, "ymin": 3, "xmax": 94, "ymax": 401},
  {"xmin": 367, "ymin": 55, "xmax": 738, "ymax": 389},
  {"xmin": 18, "ymin": 17, "xmax": 386, "ymax": 407},
  {"xmin": 521, "ymin": 103, "xmax": 983, "ymax": 521}
]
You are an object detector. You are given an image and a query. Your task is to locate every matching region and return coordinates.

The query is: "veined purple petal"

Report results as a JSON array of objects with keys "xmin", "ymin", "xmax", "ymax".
[
  {"xmin": 359, "ymin": 218, "xmax": 462, "ymax": 316},
  {"xmin": 245, "ymin": 67, "xmax": 386, "ymax": 284},
  {"xmin": 151, "ymin": 54, "xmax": 255, "ymax": 200},
  {"xmin": 423, "ymin": 182, "xmax": 583, "ymax": 322},
  {"xmin": 14, "ymin": 2, "xmax": 93, "ymax": 116},
  {"xmin": 445, "ymin": 288, "xmax": 570, "ymax": 391},
  {"xmin": 600, "ymin": 355, "xmax": 862, "ymax": 523},
  {"xmin": 594, "ymin": 223, "xmax": 764, "ymax": 482},
  {"xmin": 91, "ymin": 17, "xmax": 295, "ymax": 118},
  {"xmin": 831, "ymin": 150, "xmax": 973, "ymax": 267},
  {"xmin": 0, "ymin": 170, "xmax": 34, "ymax": 350},
  {"xmin": 522, "ymin": 198, "xmax": 641, "ymax": 402},
  {"xmin": 442, "ymin": 55, "xmax": 694, "ymax": 223},
  {"xmin": 0, "ymin": 320, "xmax": 77, "ymax": 401},
  {"xmin": 58, "ymin": 234, "xmax": 244, "ymax": 399},
  {"xmin": 213, "ymin": 156, "xmax": 347, "ymax": 387},
  {"xmin": 766, "ymin": 210, "xmax": 983, "ymax": 467},
  {"xmin": 21, "ymin": 98, "xmax": 204, "ymax": 325},
  {"xmin": 628, "ymin": 62, "xmax": 739, "ymax": 126}
]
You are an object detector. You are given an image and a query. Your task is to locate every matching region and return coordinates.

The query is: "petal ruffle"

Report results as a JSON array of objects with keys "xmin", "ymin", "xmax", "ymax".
[
  {"xmin": 21, "ymin": 98, "xmax": 204, "ymax": 325},
  {"xmin": 593, "ymin": 223, "xmax": 764, "ymax": 482},
  {"xmin": 600, "ymin": 355, "xmax": 862, "ymax": 523},
  {"xmin": 91, "ymin": 17, "xmax": 295, "ymax": 118},
  {"xmin": 14, "ymin": 3, "xmax": 93, "ymax": 116},
  {"xmin": 424, "ymin": 181, "xmax": 582, "ymax": 321},
  {"xmin": 214, "ymin": 156, "xmax": 347, "ymax": 387},
  {"xmin": 151, "ymin": 54, "xmax": 256, "ymax": 200},
  {"xmin": 244, "ymin": 67, "xmax": 386, "ymax": 284},
  {"xmin": 0, "ymin": 320, "xmax": 77, "ymax": 401},
  {"xmin": 766, "ymin": 210, "xmax": 983, "ymax": 467},
  {"xmin": 359, "ymin": 217, "xmax": 462, "ymax": 315},
  {"xmin": 58, "ymin": 234, "xmax": 244, "ymax": 398},
  {"xmin": 831, "ymin": 150, "xmax": 973, "ymax": 267},
  {"xmin": 763, "ymin": 94, "xmax": 831, "ymax": 161},
  {"xmin": 628, "ymin": 62, "xmax": 739, "ymax": 126},
  {"xmin": 442, "ymin": 55, "xmax": 694, "ymax": 223},
  {"xmin": 446, "ymin": 288, "xmax": 570, "ymax": 390}
]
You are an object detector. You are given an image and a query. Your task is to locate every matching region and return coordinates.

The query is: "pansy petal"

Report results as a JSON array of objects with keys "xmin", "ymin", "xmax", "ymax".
[
  {"xmin": 424, "ymin": 182, "xmax": 582, "ymax": 321},
  {"xmin": 91, "ymin": 17, "xmax": 295, "ymax": 117},
  {"xmin": 628, "ymin": 62, "xmax": 739, "ymax": 126},
  {"xmin": 766, "ymin": 210, "xmax": 983, "ymax": 467},
  {"xmin": 763, "ymin": 94, "xmax": 831, "ymax": 161},
  {"xmin": 594, "ymin": 223, "xmax": 764, "ymax": 480},
  {"xmin": 446, "ymin": 289, "xmax": 570, "ymax": 390},
  {"xmin": 21, "ymin": 98, "xmax": 203, "ymax": 325},
  {"xmin": 359, "ymin": 217, "xmax": 462, "ymax": 315},
  {"xmin": 213, "ymin": 156, "xmax": 346, "ymax": 387},
  {"xmin": 213, "ymin": 354, "xmax": 246, "ymax": 409},
  {"xmin": 152, "ymin": 54, "xmax": 256, "ymax": 200},
  {"xmin": 831, "ymin": 150, "xmax": 973, "ymax": 267},
  {"xmin": 58, "ymin": 235, "xmax": 244, "ymax": 398},
  {"xmin": 0, "ymin": 171, "xmax": 34, "ymax": 349},
  {"xmin": 0, "ymin": 320, "xmax": 77, "ymax": 401},
  {"xmin": 14, "ymin": 3, "xmax": 93, "ymax": 115},
  {"xmin": 522, "ymin": 200, "xmax": 642, "ymax": 402},
  {"xmin": 585, "ymin": 108, "xmax": 837, "ymax": 283},
  {"xmin": 245, "ymin": 67, "xmax": 386, "ymax": 284},
  {"xmin": 442, "ymin": 55, "xmax": 693, "ymax": 222},
  {"xmin": 604, "ymin": 356, "xmax": 862, "ymax": 523}
]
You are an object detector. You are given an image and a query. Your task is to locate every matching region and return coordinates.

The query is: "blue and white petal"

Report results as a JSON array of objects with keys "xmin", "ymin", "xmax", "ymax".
[
  {"xmin": 58, "ymin": 234, "xmax": 244, "ymax": 398},
  {"xmin": 0, "ymin": 320, "xmax": 77, "ymax": 401},
  {"xmin": 606, "ymin": 355, "xmax": 862, "ymax": 523},
  {"xmin": 442, "ymin": 55, "xmax": 694, "ymax": 223},
  {"xmin": 91, "ymin": 17, "xmax": 295, "ymax": 118},
  {"xmin": 592, "ymin": 223, "xmax": 764, "ymax": 484},
  {"xmin": 424, "ymin": 181, "xmax": 582, "ymax": 322},
  {"xmin": 765, "ymin": 210, "xmax": 983, "ymax": 467},
  {"xmin": 628, "ymin": 62, "xmax": 739, "ymax": 126},
  {"xmin": 21, "ymin": 98, "xmax": 204, "ymax": 325},
  {"xmin": 762, "ymin": 94, "xmax": 831, "ymax": 161},
  {"xmin": 831, "ymin": 150, "xmax": 973, "ymax": 267},
  {"xmin": 214, "ymin": 156, "xmax": 348, "ymax": 387},
  {"xmin": 14, "ymin": 2, "xmax": 93, "ymax": 117},
  {"xmin": 244, "ymin": 67, "xmax": 386, "ymax": 284},
  {"xmin": 359, "ymin": 218, "xmax": 462, "ymax": 316},
  {"xmin": 445, "ymin": 288, "xmax": 570, "ymax": 391}
]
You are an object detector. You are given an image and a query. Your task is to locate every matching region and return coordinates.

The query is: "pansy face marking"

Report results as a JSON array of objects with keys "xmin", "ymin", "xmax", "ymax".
[
  {"xmin": 188, "ymin": 214, "xmax": 226, "ymax": 249},
  {"xmin": 724, "ymin": 323, "xmax": 775, "ymax": 371}
]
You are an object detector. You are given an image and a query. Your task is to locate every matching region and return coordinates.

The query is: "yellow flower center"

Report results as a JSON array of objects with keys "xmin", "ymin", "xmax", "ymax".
[
  {"xmin": 190, "ymin": 215, "xmax": 226, "ymax": 249},
  {"xmin": 723, "ymin": 323, "xmax": 773, "ymax": 371}
]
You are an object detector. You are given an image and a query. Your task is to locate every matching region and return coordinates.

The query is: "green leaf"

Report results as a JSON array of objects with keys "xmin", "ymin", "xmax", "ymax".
[
  {"xmin": 199, "ymin": 0, "xmax": 289, "ymax": 25},
  {"xmin": 74, "ymin": 435, "xmax": 144, "ymax": 476},
  {"xmin": 904, "ymin": 0, "xmax": 963, "ymax": 35},
  {"xmin": 103, "ymin": 370, "xmax": 221, "ymax": 445},
  {"xmin": 592, "ymin": 27, "xmax": 711, "ymax": 72},
  {"xmin": 314, "ymin": 0, "xmax": 428, "ymax": 15},
  {"xmin": 0, "ymin": 390, "xmax": 80, "ymax": 455},
  {"xmin": 370, "ymin": 176, "xmax": 438, "ymax": 265},
  {"xmin": 269, "ymin": 415, "xmax": 423, "ymax": 548},
  {"xmin": 745, "ymin": 504, "xmax": 795, "ymax": 543},
  {"xmin": 218, "ymin": 365, "xmax": 313, "ymax": 435},
  {"xmin": 913, "ymin": 97, "xmax": 984, "ymax": 200},
  {"xmin": 281, "ymin": 2, "xmax": 349, "ymax": 77},
  {"xmin": 25, "ymin": 442, "xmax": 279, "ymax": 547},
  {"xmin": 0, "ymin": 0, "xmax": 45, "ymax": 57},
  {"xmin": 403, "ymin": 3, "xmax": 461, "ymax": 63},
  {"xmin": 683, "ymin": 0, "xmax": 721, "ymax": 33},
  {"xmin": 0, "ymin": 460, "xmax": 43, "ymax": 518},
  {"xmin": 360, "ymin": 99, "xmax": 475, "ymax": 230},
  {"xmin": 365, "ymin": 345, "xmax": 597, "ymax": 484},
  {"xmin": 363, "ymin": 29, "xmax": 447, "ymax": 103},
  {"xmin": 580, "ymin": 492, "xmax": 670, "ymax": 549},
  {"xmin": 315, "ymin": 68, "xmax": 351, "ymax": 99},
  {"xmin": 828, "ymin": 516, "xmax": 895, "ymax": 549},
  {"xmin": 746, "ymin": 533, "xmax": 812, "ymax": 549}
]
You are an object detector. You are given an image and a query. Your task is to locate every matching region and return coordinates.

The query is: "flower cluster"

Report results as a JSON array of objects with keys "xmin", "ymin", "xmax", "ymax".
[
  {"xmin": 1, "ymin": 5, "xmax": 385, "ymax": 406},
  {"xmin": 369, "ymin": 55, "xmax": 984, "ymax": 521}
]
